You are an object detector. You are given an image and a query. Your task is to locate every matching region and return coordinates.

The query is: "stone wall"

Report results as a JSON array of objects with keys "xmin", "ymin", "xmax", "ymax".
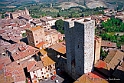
[{"xmin": 64, "ymin": 19, "xmax": 95, "ymax": 79}]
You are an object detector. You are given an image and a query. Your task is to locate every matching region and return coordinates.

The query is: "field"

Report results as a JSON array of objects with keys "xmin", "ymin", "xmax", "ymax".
[{"xmin": 0, "ymin": 0, "xmax": 124, "ymax": 18}]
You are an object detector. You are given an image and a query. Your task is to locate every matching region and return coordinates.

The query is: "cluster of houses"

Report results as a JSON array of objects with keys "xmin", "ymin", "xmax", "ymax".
[
  {"xmin": 0, "ymin": 7, "xmax": 124, "ymax": 83},
  {"xmin": 0, "ymin": 8, "xmax": 65, "ymax": 83}
]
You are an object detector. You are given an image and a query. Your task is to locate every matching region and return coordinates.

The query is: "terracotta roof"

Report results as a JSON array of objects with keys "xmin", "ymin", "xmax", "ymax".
[
  {"xmin": 0, "ymin": 30, "xmax": 5, "ymax": 34},
  {"xmin": 104, "ymin": 50, "xmax": 117, "ymax": 63},
  {"xmin": 101, "ymin": 40, "xmax": 116, "ymax": 48},
  {"xmin": 104, "ymin": 49, "xmax": 124, "ymax": 70},
  {"xmin": 100, "ymin": 16, "xmax": 110, "ymax": 21},
  {"xmin": 94, "ymin": 60, "xmax": 110, "ymax": 76},
  {"xmin": 50, "ymin": 41, "xmax": 66, "ymax": 54},
  {"xmin": 5, "ymin": 62, "xmax": 26, "ymax": 82},
  {"xmin": 12, "ymin": 45, "xmax": 39, "ymax": 61},
  {"xmin": 74, "ymin": 72, "xmax": 108, "ymax": 83},
  {"xmin": 27, "ymin": 60, "xmax": 37, "ymax": 72},
  {"xmin": 0, "ymin": 64, "xmax": 4, "ymax": 70},
  {"xmin": 29, "ymin": 26, "xmax": 43, "ymax": 31},
  {"xmin": 94, "ymin": 60, "xmax": 108, "ymax": 69},
  {"xmin": 29, "ymin": 61, "xmax": 44, "ymax": 72},
  {"xmin": 41, "ymin": 56, "xmax": 55, "ymax": 67},
  {"xmin": 36, "ymin": 42, "xmax": 45, "ymax": 48},
  {"xmin": 0, "ymin": 72, "xmax": 14, "ymax": 83},
  {"xmin": 0, "ymin": 56, "xmax": 11, "ymax": 66},
  {"xmin": 40, "ymin": 49, "xmax": 47, "ymax": 56}
]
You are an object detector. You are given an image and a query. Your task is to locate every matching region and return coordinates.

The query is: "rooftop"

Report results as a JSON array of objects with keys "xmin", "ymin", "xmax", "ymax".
[
  {"xmin": 74, "ymin": 72, "xmax": 108, "ymax": 83},
  {"xmin": 36, "ymin": 41, "xmax": 45, "ymax": 49},
  {"xmin": 27, "ymin": 60, "xmax": 37, "ymax": 72},
  {"xmin": 29, "ymin": 61, "xmax": 44, "ymax": 72},
  {"xmin": 41, "ymin": 56, "xmax": 55, "ymax": 67},
  {"xmin": 5, "ymin": 62, "xmax": 26, "ymax": 82},
  {"xmin": 50, "ymin": 41, "xmax": 66, "ymax": 54},
  {"xmin": 104, "ymin": 49, "xmax": 124, "ymax": 70},
  {"xmin": 12, "ymin": 45, "xmax": 39, "ymax": 61},
  {"xmin": 28, "ymin": 26, "xmax": 43, "ymax": 31},
  {"xmin": 94, "ymin": 60, "xmax": 110, "ymax": 76},
  {"xmin": 0, "ymin": 72, "xmax": 14, "ymax": 83},
  {"xmin": 40, "ymin": 49, "xmax": 47, "ymax": 56},
  {"xmin": 101, "ymin": 40, "xmax": 116, "ymax": 48}
]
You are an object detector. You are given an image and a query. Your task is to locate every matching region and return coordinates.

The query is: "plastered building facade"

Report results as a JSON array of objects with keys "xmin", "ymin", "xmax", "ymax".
[
  {"xmin": 64, "ymin": 19, "xmax": 95, "ymax": 79},
  {"xmin": 94, "ymin": 36, "xmax": 101, "ymax": 64}
]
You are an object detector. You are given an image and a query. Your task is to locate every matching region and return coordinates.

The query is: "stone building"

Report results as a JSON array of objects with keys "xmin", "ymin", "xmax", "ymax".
[
  {"xmin": 64, "ymin": 18, "xmax": 95, "ymax": 79},
  {"xmin": 26, "ymin": 26, "xmax": 64, "ymax": 49},
  {"xmin": 28, "ymin": 56, "xmax": 56, "ymax": 83},
  {"xmin": 26, "ymin": 26, "xmax": 45, "ymax": 47},
  {"xmin": 7, "ymin": 7, "xmax": 30, "ymax": 19}
]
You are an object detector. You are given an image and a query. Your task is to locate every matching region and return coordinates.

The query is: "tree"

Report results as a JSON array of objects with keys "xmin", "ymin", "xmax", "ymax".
[
  {"xmin": 120, "ymin": 35, "xmax": 124, "ymax": 42},
  {"xmin": 55, "ymin": 19, "xmax": 64, "ymax": 34},
  {"xmin": 100, "ymin": 48, "xmax": 108, "ymax": 59},
  {"xmin": 57, "ymin": 13, "xmax": 60, "ymax": 17},
  {"xmin": 80, "ymin": 13, "xmax": 84, "ymax": 17},
  {"xmin": 1, "ymin": 13, "xmax": 5, "ymax": 18}
]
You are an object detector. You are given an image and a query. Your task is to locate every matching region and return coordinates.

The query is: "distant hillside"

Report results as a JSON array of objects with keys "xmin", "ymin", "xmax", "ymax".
[{"xmin": 0, "ymin": 0, "xmax": 124, "ymax": 13}]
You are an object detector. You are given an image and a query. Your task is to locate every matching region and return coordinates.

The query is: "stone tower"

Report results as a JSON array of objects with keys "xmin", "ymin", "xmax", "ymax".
[
  {"xmin": 64, "ymin": 18, "xmax": 95, "ymax": 79},
  {"xmin": 94, "ymin": 36, "xmax": 101, "ymax": 64},
  {"xmin": 26, "ymin": 26, "xmax": 45, "ymax": 47},
  {"xmin": 25, "ymin": 7, "xmax": 30, "ymax": 16}
]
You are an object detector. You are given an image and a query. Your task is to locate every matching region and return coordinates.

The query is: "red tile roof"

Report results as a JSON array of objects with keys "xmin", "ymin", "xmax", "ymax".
[
  {"xmin": 36, "ymin": 42, "xmax": 45, "ymax": 48},
  {"xmin": 101, "ymin": 40, "xmax": 116, "ymax": 48},
  {"xmin": 41, "ymin": 56, "xmax": 55, "ymax": 67},
  {"xmin": 0, "ymin": 56, "xmax": 11, "ymax": 66},
  {"xmin": 29, "ymin": 61, "xmax": 44, "ymax": 72},
  {"xmin": 12, "ymin": 45, "xmax": 39, "ymax": 61},
  {"xmin": 95, "ymin": 60, "xmax": 107, "ymax": 69},
  {"xmin": 74, "ymin": 72, "xmax": 108, "ymax": 83},
  {"xmin": 94, "ymin": 60, "xmax": 110, "ymax": 76},
  {"xmin": 50, "ymin": 41, "xmax": 66, "ymax": 54},
  {"xmin": 29, "ymin": 26, "xmax": 43, "ymax": 31},
  {"xmin": 27, "ymin": 61, "xmax": 37, "ymax": 72},
  {"xmin": 5, "ymin": 62, "xmax": 26, "ymax": 82},
  {"xmin": 0, "ymin": 72, "xmax": 14, "ymax": 83},
  {"xmin": 0, "ymin": 30, "xmax": 5, "ymax": 34}
]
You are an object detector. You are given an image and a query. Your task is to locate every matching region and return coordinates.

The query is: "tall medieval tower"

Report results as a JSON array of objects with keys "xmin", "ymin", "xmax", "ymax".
[
  {"xmin": 64, "ymin": 18, "xmax": 95, "ymax": 79},
  {"xmin": 26, "ymin": 26, "xmax": 45, "ymax": 47}
]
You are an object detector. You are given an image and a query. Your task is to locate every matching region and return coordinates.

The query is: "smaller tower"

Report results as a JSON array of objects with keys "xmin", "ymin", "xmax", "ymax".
[
  {"xmin": 26, "ymin": 26, "xmax": 45, "ymax": 47},
  {"xmin": 25, "ymin": 7, "xmax": 30, "ymax": 16},
  {"xmin": 50, "ymin": 3, "xmax": 53, "ymax": 8},
  {"xmin": 94, "ymin": 36, "xmax": 101, "ymax": 64}
]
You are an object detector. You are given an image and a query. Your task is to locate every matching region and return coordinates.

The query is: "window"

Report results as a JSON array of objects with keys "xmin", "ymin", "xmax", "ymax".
[
  {"xmin": 42, "ymin": 76, "xmax": 44, "ymax": 78},
  {"xmin": 78, "ymin": 45, "xmax": 79, "ymax": 48},
  {"xmin": 34, "ymin": 74, "xmax": 37, "ymax": 78},
  {"xmin": 36, "ymin": 41, "xmax": 38, "ymax": 43}
]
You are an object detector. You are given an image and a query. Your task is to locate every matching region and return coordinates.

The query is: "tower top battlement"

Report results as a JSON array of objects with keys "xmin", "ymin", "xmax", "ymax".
[{"xmin": 64, "ymin": 18, "xmax": 95, "ymax": 29}]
